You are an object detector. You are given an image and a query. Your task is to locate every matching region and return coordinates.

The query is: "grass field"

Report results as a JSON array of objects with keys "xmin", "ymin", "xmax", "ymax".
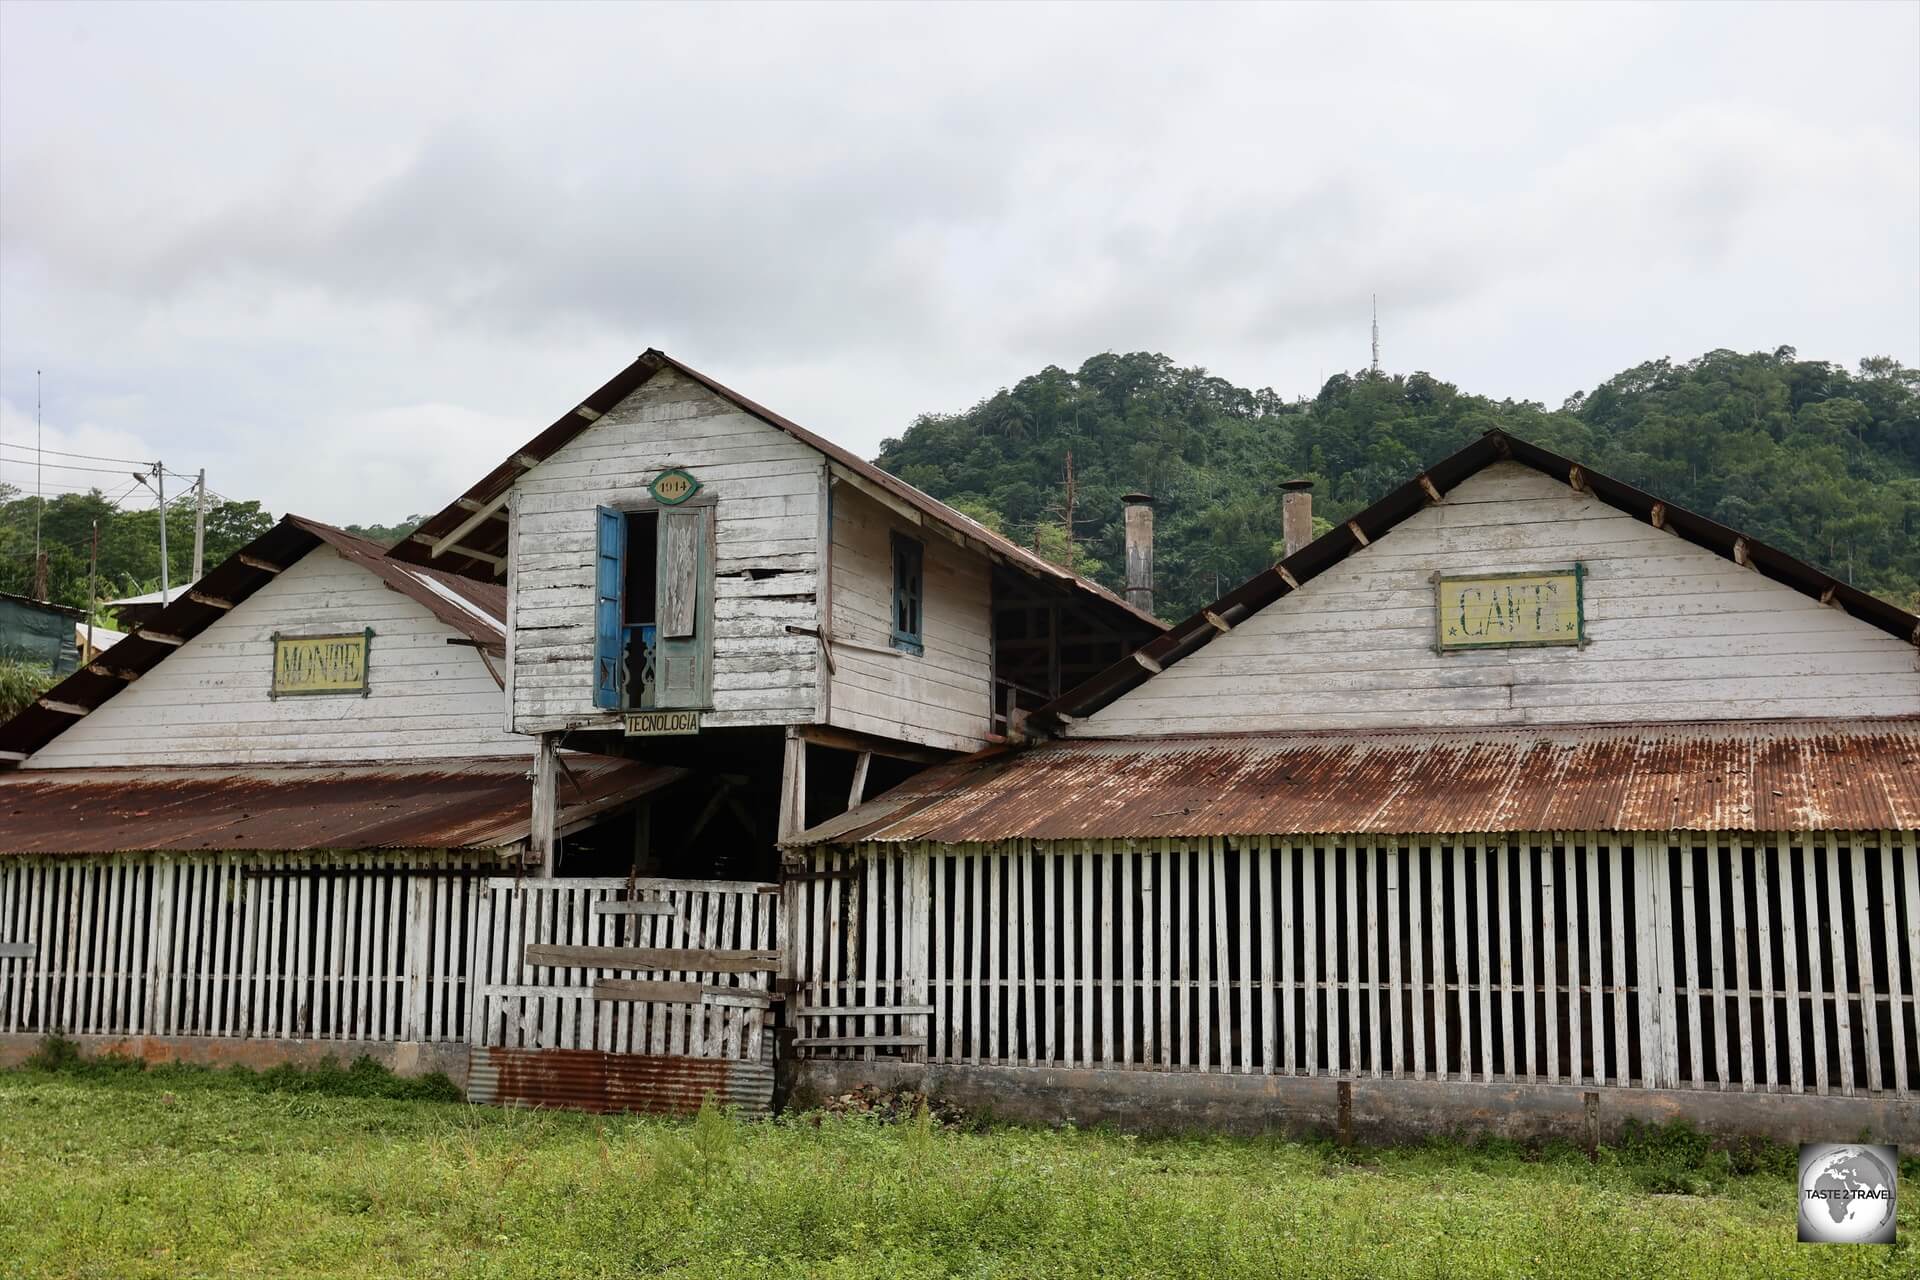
[{"xmin": 0, "ymin": 1053, "xmax": 1912, "ymax": 1279}]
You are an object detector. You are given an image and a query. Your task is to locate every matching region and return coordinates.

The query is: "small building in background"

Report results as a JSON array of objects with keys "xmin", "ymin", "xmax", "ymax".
[
  {"xmin": 0, "ymin": 592, "xmax": 84, "ymax": 677},
  {"xmin": 786, "ymin": 430, "xmax": 1920, "ymax": 1143}
]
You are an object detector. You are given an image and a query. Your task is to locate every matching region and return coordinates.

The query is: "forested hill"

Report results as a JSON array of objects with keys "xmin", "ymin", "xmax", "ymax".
[{"xmin": 876, "ymin": 347, "xmax": 1920, "ymax": 622}]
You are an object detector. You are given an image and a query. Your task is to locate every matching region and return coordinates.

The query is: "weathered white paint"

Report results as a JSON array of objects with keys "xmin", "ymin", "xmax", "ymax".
[
  {"xmin": 472, "ymin": 876, "xmax": 778, "ymax": 1062},
  {"xmin": 827, "ymin": 484, "xmax": 994, "ymax": 752},
  {"xmin": 1079, "ymin": 463, "xmax": 1920, "ymax": 736},
  {"xmin": 510, "ymin": 368, "xmax": 824, "ymax": 734},
  {"xmin": 0, "ymin": 851, "xmax": 486, "ymax": 1041},
  {"xmin": 26, "ymin": 547, "xmax": 523, "ymax": 768},
  {"xmin": 789, "ymin": 832, "xmax": 1919, "ymax": 1097}
]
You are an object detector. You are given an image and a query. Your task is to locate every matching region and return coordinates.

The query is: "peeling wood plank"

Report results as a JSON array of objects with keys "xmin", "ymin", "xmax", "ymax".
[{"xmin": 526, "ymin": 944, "xmax": 781, "ymax": 972}]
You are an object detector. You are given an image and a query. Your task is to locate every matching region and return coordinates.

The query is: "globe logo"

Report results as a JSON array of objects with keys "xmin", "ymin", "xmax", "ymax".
[{"xmin": 1798, "ymin": 1143, "xmax": 1897, "ymax": 1245}]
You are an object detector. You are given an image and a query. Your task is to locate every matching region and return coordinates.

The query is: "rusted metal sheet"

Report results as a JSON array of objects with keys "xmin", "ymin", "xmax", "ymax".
[
  {"xmin": 793, "ymin": 719, "xmax": 1920, "ymax": 844},
  {"xmin": 0, "ymin": 756, "xmax": 683, "ymax": 855},
  {"xmin": 466, "ymin": 1045, "xmax": 773, "ymax": 1116}
]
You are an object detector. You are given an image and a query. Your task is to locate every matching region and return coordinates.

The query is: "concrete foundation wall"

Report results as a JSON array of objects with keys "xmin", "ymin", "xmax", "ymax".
[
  {"xmin": 782, "ymin": 1059, "xmax": 1920, "ymax": 1146},
  {"xmin": 0, "ymin": 1033, "xmax": 470, "ymax": 1082}
]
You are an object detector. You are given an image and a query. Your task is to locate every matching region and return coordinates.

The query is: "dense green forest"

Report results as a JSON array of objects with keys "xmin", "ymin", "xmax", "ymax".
[
  {"xmin": 0, "ymin": 488, "xmax": 274, "ymax": 617},
  {"xmin": 0, "ymin": 486, "xmax": 416, "ymax": 620},
  {"xmin": 877, "ymin": 347, "xmax": 1920, "ymax": 621}
]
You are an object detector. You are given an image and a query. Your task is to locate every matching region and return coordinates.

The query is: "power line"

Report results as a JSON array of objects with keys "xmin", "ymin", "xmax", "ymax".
[
  {"xmin": 0, "ymin": 440, "xmax": 157, "ymax": 467},
  {"xmin": 4, "ymin": 458, "xmax": 148, "ymax": 477}
]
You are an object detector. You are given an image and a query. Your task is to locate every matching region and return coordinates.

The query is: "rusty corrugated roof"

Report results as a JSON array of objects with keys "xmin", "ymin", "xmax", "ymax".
[
  {"xmin": 467, "ymin": 1046, "xmax": 773, "ymax": 1117},
  {"xmin": 0, "ymin": 756, "xmax": 683, "ymax": 855},
  {"xmin": 791, "ymin": 719, "xmax": 1920, "ymax": 845}
]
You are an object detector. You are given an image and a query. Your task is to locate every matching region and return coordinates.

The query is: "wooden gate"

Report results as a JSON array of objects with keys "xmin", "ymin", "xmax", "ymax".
[{"xmin": 466, "ymin": 876, "xmax": 782, "ymax": 1115}]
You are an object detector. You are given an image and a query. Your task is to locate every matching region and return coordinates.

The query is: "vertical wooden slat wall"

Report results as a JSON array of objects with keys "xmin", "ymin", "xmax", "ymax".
[
  {"xmin": 0, "ymin": 851, "xmax": 487, "ymax": 1043},
  {"xmin": 787, "ymin": 832, "xmax": 1920, "ymax": 1097}
]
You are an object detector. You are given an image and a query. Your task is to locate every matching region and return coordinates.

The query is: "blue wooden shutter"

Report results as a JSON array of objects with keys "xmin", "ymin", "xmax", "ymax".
[
  {"xmin": 890, "ymin": 532, "xmax": 924, "ymax": 654},
  {"xmin": 653, "ymin": 506, "xmax": 709, "ymax": 708},
  {"xmin": 593, "ymin": 506, "xmax": 625, "ymax": 708}
]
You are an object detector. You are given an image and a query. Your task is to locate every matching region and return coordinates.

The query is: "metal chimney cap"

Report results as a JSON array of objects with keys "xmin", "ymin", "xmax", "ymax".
[
  {"xmin": 1121, "ymin": 492, "xmax": 1155, "ymax": 505},
  {"xmin": 1280, "ymin": 479, "xmax": 1314, "ymax": 493}
]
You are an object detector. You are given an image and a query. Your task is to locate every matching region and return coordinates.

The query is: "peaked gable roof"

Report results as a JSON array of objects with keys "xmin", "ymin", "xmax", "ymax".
[
  {"xmin": 386, "ymin": 348, "xmax": 1164, "ymax": 632},
  {"xmin": 1030, "ymin": 429, "xmax": 1920, "ymax": 731},
  {"xmin": 0, "ymin": 516, "xmax": 506, "ymax": 767}
]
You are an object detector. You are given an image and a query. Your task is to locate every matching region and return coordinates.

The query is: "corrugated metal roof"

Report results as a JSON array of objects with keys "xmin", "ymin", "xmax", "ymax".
[
  {"xmin": 0, "ymin": 756, "xmax": 682, "ymax": 855},
  {"xmin": 792, "ymin": 719, "xmax": 1920, "ymax": 845},
  {"xmin": 386, "ymin": 348, "xmax": 1165, "ymax": 635}
]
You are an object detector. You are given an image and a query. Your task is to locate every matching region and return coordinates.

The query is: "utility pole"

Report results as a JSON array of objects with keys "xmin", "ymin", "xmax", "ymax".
[
  {"xmin": 191, "ymin": 468, "xmax": 207, "ymax": 584},
  {"xmin": 86, "ymin": 521, "xmax": 99, "ymax": 661},
  {"xmin": 154, "ymin": 462, "xmax": 170, "ymax": 605}
]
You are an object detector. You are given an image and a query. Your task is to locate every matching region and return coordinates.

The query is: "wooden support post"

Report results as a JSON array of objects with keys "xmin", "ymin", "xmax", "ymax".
[
  {"xmin": 848, "ymin": 751, "xmax": 872, "ymax": 811},
  {"xmin": 403, "ymin": 875, "xmax": 432, "ymax": 1040},
  {"xmin": 779, "ymin": 726, "xmax": 807, "ymax": 843},
  {"xmin": 531, "ymin": 733, "xmax": 558, "ymax": 878}
]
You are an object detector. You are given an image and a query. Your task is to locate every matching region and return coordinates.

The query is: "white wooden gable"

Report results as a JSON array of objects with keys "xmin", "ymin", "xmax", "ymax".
[
  {"xmin": 27, "ymin": 544, "xmax": 523, "ymax": 769},
  {"xmin": 1077, "ymin": 461, "xmax": 1920, "ymax": 737}
]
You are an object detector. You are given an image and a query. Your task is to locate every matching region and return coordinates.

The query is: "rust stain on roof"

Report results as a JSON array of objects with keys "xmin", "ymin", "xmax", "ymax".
[
  {"xmin": 0, "ymin": 756, "xmax": 681, "ymax": 855},
  {"xmin": 793, "ymin": 719, "xmax": 1920, "ymax": 844}
]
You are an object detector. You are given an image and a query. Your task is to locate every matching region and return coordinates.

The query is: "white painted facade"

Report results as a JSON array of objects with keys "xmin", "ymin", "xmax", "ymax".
[
  {"xmin": 1078, "ymin": 462, "xmax": 1920, "ymax": 736},
  {"xmin": 26, "ymin": 545, "xmax": 524, "ymax": 769},
  {"xmin": 508, "ymin": 369, "xmax": 1002, "ymax": 751},
  {"xmin": 827, "ymin": 484, "xmax": 994, "ymax": 752},
  {"xmin": 509, "ymin": 369, "xmax": 825, "ymax": 735}
]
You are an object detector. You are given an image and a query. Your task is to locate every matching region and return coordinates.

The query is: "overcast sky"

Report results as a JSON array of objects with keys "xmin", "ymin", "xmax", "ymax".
[{"xmin": 2, "ymin": 1, "xmax": 1916, "ymax": 527}]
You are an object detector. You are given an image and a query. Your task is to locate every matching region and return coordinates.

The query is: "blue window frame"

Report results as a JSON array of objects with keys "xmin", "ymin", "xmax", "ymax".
[{"xmin": 890, "ymin": 531, "xmax": 924, "ymax": 655}]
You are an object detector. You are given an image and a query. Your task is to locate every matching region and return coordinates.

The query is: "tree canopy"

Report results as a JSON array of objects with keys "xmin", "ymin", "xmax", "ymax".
[
  {"xmin": 875, "ymin": 347, "xmax": 1920, "ymax": 621},
  {"xmin": 0, "ymin": 487, "xmax": 273, "ymax": 617}
]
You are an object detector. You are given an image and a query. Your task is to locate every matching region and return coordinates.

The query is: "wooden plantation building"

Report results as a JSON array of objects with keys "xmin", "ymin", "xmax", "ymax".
[
  {"xmin": 0, "ymin": 348, "xmax": 1160, "ymax": 1112},
  {"xmin": 371, "ymin": 348, "xmax": 1161, "ymax": 1106},
  {"xmin": 0, "ymin": 516, "xmax": 683, "ymax": 1081},
  {"xmin": 388, "ymin": 348, "xmax": 1161, "ymax": 872},
  {"xmin": 785, "ymin": 431, "xmax": 1920, "ymax": 1142}
]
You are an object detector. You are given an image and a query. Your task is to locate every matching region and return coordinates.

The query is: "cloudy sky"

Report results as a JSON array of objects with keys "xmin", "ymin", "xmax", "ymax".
[{"xmin": 2, "ymin": 1, "xmax": 1915, "ymax": 527}]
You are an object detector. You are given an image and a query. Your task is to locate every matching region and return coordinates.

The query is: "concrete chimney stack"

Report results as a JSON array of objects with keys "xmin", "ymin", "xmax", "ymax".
[
  {"xmin": 1281, "ymin": 479, "xmax": 1314, "ymax": 560},
  {"xmin": 1122, "ymin": 493, "xmax": 1154, "ymax": 616}
]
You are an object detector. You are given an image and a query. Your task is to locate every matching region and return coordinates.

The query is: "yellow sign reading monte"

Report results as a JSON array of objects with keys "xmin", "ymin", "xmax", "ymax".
[
  {"xmin": 1435, "ymin": 569, "xmax": 1584, "ymax": 651},
  {"xmin": 273, "ymin": 629, "xmax": 373, "ymax": 697}
]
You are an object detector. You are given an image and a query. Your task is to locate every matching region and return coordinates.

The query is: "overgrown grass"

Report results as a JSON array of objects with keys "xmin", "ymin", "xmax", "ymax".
[
  {"xmin": 0, "ymin": 1052, "xmax": 1912, "ymax": 1279},
  {"xmin": 0, "ymin": 658, "xmax": 56, "ymax": 721}
]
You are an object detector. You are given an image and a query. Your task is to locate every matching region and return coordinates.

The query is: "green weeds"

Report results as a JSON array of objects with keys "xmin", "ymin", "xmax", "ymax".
[{"xmin": 0, "ymin": 1061, "xmax": 1911, "ymax": 1279}]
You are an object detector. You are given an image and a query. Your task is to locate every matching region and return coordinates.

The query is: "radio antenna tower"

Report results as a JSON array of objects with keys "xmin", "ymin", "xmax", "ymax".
[{"xmin": 1370, "ymin": 295, "xmax": 1380, "ymax": 374}]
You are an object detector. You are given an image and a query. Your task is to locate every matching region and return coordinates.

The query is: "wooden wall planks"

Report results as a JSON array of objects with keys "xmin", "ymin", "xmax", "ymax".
[
  {"xmin": 789, "ymin": 832, "xmax": 1920, "ymax": 1097},
  {"xmin": 510, "ymin": 368, "xmax": 823, "ymax": 734},
  {"xmin": 1080, "ymin": 463, "xmax": 1920, "ymax": 736},
  {"xmin": 826, "ymin": 484, "xmax": 995, "ymax": 752},
  {"xmin": 0, "ymin": 852, "xmax": 488, "ymax": 1042},
  {"xmin": 25, "ymin": 548, "xmax": 525, "ymax": 769}
]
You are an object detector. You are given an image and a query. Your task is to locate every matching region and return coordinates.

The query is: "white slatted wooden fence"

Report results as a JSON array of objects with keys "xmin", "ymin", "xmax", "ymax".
[
  {"xmin": 472, "ymin": 877, "xmax": 780, "ymax": 1063},
  {"xmin": 790, "ymin": 831, "xmax": 1920, "ymax": 1097},
  {"xmin": 0, "ymin": 852, "xmax": 488, "ymax": 1043}
]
